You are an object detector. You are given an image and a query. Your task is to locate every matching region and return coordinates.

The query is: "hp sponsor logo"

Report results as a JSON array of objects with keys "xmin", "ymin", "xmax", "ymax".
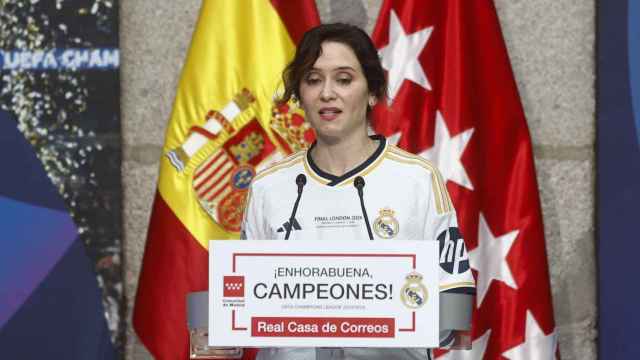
[{"xmin": 437, "ymin": 227, "xmax": 470, "ymax": 274}]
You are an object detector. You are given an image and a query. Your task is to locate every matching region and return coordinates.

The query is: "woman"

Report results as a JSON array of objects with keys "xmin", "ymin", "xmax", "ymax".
[{"xmin": 241, "ymin": 23, "xmax": 475, "ymax": 360}]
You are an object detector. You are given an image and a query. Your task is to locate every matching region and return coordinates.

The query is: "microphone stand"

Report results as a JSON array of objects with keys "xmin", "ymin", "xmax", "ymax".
[
  {"xmin": 285, "ymin": 174, "xmax": 306, "ymax": 240},
  {"xmin": 354, "ymin": 176, "xmax": 374, "ymax": 240}
]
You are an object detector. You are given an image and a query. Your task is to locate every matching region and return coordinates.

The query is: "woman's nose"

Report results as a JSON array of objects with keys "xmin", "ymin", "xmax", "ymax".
[{"xmin": 320, "ymin": 81, "xmax": 336, "ymax": 101}]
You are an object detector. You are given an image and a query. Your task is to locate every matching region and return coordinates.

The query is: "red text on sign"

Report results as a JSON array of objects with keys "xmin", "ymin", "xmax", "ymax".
[{"xmin": 251, "ymin": 317, "xmax": 395, "ymax": 338}]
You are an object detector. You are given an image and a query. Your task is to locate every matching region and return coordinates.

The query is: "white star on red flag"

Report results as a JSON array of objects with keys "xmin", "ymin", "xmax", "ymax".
[
  {"xmin": 468, "ymin": 213, "xmax": 519, "ymax": 306},
  {"xmin": 502, "ymin": 311, "xmax": 558, "ymax": 360},
  {"xmin": 378, "ymin": 9, "xmax": 433, "ymax": 102},
  {"xmin": 421, "ymin": 112, "xmax": 474, "ymax": 190}
]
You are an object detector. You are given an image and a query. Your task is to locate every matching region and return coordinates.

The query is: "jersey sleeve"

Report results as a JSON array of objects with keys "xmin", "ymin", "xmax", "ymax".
[
  {"xmin": 427, "ymin": 210, "xmax": 476, "ymax": 294},
  {"xmin": 422, "ymin": 170, "xmax": 476, "ymax": 295},
  {"xmin": 422, "ymin": 170, "xmax": 475, "ymax": 350}
]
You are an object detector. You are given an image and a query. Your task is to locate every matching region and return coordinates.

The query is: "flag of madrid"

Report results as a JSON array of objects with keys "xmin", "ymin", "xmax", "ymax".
[{"xmin": 371, "ymin": 1, "xmax": 559, "ymax": 358}]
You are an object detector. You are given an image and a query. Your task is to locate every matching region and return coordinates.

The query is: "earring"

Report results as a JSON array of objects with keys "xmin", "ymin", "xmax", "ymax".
[{"xmin": 290, "ymin": 94, "xmax": 299, "ymax": 109}]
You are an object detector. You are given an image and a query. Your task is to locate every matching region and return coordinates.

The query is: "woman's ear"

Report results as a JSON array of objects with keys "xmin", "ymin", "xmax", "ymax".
[{"xmin": 368, "ymin": 95, "xmax": 377, "ymax": 107}]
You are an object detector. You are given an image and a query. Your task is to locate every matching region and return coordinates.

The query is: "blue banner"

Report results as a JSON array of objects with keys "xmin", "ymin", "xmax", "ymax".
[
  {"xmin": 598, "ymin": 1, "xmax": 640, "ymax": 358},
  {"xmin": 0, "ymin": 1, "xmax": 121, "ymax": 357},
  {"xmin": 0, "ymin": 113, "xmax": 115, "ymax": 358}
]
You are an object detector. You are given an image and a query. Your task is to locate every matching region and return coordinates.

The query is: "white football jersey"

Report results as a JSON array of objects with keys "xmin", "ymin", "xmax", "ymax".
[{"xmin": 241, "ymin": 135, "xmax": 475, "ymax": 360}]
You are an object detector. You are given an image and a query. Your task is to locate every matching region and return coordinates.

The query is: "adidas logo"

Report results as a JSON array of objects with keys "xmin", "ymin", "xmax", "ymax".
[{"xmin": 277, "ymin": 218, "xmax": 302, "ymax": 233}]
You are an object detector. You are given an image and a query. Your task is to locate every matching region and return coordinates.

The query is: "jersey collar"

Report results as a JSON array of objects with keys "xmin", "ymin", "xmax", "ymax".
[{"xmin": 304, "ymin": 135, "xmax": 388, "ymax": 186}]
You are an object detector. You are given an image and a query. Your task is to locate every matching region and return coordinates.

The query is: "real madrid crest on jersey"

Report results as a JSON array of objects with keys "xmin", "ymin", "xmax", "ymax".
[
  {"xmin": 373, "ymin": 207, "xmax": 399, "ymax": 239},
  {"xmin": 400, "ymin": 272, "xmax": 428, "ymax": 309}
]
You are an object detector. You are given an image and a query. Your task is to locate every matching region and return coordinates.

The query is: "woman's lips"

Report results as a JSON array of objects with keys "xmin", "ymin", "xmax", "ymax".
[{"xmin": 319, "ymin": 107, "xmax": 342, "ymax": 121}]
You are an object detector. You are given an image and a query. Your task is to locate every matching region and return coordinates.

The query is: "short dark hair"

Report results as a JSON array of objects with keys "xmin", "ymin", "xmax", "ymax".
[{"xmin": 280, "ymin": 23, "xmax": 387, "ymax": 108}]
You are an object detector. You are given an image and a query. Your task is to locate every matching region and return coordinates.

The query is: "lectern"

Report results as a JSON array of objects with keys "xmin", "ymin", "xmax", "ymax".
[{"xmin": 186, "ymin": 240, "xmax": 473, "ymax": 358}]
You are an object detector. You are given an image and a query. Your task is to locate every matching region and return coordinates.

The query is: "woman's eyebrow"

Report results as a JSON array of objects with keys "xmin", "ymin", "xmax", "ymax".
[
  {"xmin": 334, "ymin": 66, "xmax": 356, "ymax": 71},
  {"xmin": 309, "ymin": 66, "xmax": 357, "ymax": 72}
]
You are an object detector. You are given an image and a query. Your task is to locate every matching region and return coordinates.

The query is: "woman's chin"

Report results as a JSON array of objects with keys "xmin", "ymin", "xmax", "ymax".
[
  {"xmin": 314, "ymin": 132, "xmax": 343, "ymax": 146},
  {"xmin": 313, "ymin": 123, "xmax": 370, "ymax": 146},
  {"xmin": 313, "ymin": 124, "xmax": 343, "ymax": 141}
]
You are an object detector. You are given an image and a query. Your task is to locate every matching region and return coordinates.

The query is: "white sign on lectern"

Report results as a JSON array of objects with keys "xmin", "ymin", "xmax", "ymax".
[{"xmin": 208, "ymin": 240, "xmax": 439, "ymax": 348}]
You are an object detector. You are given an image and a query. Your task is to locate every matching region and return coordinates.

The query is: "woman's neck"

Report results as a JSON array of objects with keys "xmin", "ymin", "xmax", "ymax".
[{"xmin": 311, "ymin": 133, "xmax": 377, "ymax": 177}]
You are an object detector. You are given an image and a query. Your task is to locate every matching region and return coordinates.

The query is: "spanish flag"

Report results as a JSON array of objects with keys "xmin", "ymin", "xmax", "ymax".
[{"xmin": 133, "ymin": 1, "xmax": 319, "ymax": 358}]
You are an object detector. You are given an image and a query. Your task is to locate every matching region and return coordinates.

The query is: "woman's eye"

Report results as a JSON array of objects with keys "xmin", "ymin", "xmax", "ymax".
[
  {"xmin": 305, "ymin": 77, "xmax": 321, "ymax": 85},
  {"xmin": 337, "ymin": 77, "xmax": 352, "ymax": 85}
]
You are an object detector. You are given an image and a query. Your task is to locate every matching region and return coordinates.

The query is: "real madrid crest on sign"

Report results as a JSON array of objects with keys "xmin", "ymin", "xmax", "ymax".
[
  {"xmin": 373, "ymin": 207, "xmax": 399, "ymax": 239},
  {"xmin": 400, "ymin": 272, "xmax": 429, "ymax": 309}
]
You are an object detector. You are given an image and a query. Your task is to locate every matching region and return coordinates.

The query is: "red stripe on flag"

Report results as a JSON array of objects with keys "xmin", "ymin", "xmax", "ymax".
[
  {"xmin": 201, "ymin": 167, "xmax": 234, "ymax": 200},
  {"xmin": 195, "ymin": 160, "xmax": 232, "ymax": 195},
  {"xmin": 270, "ymin": 0, "xmax": 321, "ymax": 44},
  {"xmin": 207, "ymin": 184, "xmax": 231, "ymax": 203},
  {"xmin": 194, "ymin": 150, "xmax": 225, "ymax": 180},
  {"xmin": 133, "ymin": 193, "xmax": 208, "ymax": 360}
]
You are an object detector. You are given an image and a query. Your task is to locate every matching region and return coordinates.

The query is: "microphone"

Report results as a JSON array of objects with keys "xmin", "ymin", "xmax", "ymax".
[
  {"xmin": 354, "ymin": 176, "xmax": 374, "ymax": 240},
  {"xmin": 284, "ymin": 174, "xmax": 307, "ymax": 240}
]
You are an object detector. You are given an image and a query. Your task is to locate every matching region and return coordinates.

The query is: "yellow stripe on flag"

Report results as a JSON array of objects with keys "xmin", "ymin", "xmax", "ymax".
[{"xmin": 158, "ymin": 0, "xmax": 298, "ymax": 248}]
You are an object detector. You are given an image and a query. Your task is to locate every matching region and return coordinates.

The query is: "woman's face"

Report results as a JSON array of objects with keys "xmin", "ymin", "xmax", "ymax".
[{"xmin": 299, "ymin": 41, "xmax": 374, "ymax": 145}]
